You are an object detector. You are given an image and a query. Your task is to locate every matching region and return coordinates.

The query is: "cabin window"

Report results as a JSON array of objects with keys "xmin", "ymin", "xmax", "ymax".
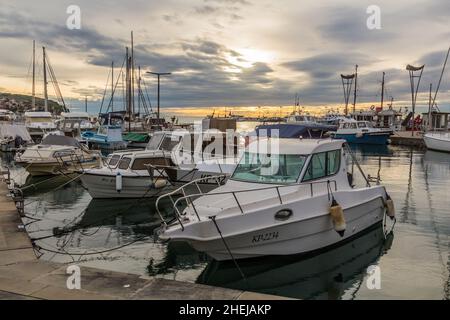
[
  {"xmin": 118, "ymin": 157, "xmax": 132, "ymax": 170},
  {"xmin": 303, "ymin": 150, "xmax": 341, "ymax": 182},
  {"xmin": 357, "ymin": 122, "xmax": 367, "ymax": 128},
  {"xmin": 131, "ymin": 157, "xmax": 170, "ymax": 170},
  {"xmin": 108, "ymin": 155, "xmax": 121, "ymax": 167},
  {"xmin": 160, "ymin": 136, "xmax": 180, "ymax": 151},
  {"xmin": 232, "ymin": 152, "xmax": 307, "ymax": 184}
]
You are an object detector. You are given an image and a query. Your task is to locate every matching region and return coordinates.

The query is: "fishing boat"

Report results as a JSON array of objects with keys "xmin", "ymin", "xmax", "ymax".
[
  {"xmin": 15, "ymin": 135, "xmax": 102, "ymax": 176},
  {"xmin": 0, "ymin": 124, "xmax": 32, "ymax": 152},
  {"xmin": 331, "ymin": 119, "xmax": 391, "ymax": 145},
  {"xmin": 156, "ymin": 138, "xmax": 395, "ymax": 261},
  {"xmin": 81, "ymin": 112, "xmax": 128, "ymax": 151}
]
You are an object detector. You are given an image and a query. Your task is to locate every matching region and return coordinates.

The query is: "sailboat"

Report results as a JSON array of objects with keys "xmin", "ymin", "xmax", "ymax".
[{"xmin": 424, "ymin": 47, "xmax": 450, "ymax": 153}]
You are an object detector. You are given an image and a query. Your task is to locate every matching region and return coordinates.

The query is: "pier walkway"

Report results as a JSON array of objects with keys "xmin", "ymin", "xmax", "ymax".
[{"xmin": 0, "ymin": 179, "xmax": 286, "ymax": 300}]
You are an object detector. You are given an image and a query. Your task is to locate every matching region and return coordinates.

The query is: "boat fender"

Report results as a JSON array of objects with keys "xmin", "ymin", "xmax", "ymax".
[
  {"xmin": 384, "ymin": 194, "xmax": 395, "ymax": 220},
  {"xmin": 153, "ymin": 179, "xmax": 167, "ymax": 189},
  {"xmin": 116, "ymin": 172, "xmax": 122, "ymax": 192},
  {"xmin": 355, "ymin": 132, "xmax": 364, "ymax": 138},
  {"xmin": 329, "ymin": 198, "xmax": 346, "ymax": 237}
]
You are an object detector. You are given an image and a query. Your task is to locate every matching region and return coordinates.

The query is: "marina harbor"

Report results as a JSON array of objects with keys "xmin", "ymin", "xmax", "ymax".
[{"xmin": 0, "ymin": 1, "xmax": 449, "ymax": 305}]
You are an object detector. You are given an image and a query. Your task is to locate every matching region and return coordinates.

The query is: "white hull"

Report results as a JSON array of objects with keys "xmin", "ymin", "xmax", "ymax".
[
  {"xmin": 162, "ymin": 189, "xmax": 386, "ymax": 261},
  {"xmin": 80, "ymin": 172, "xmax": 174, "ymax": 198},
  {"xmin": 424, "ymin": 133, "xmax": 450, "ymax": 153}
]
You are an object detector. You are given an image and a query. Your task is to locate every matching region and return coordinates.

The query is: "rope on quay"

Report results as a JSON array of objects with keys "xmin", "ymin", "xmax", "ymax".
[{"xmin": 33, "ymin": 234, "xmax": 151, "ymax": 258}]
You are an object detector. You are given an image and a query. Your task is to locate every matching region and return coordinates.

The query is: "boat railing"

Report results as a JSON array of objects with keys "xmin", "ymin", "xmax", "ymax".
[
  {"xmin": 156, "ymin": 178, "xmax": 337, "ymax": 230},
  {"xmin": 155, "ymin": 174, "xmax": 229, "ymax": 229}
]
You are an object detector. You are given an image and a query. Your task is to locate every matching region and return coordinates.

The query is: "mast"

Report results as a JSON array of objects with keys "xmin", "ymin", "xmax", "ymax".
[
  {"xmin": 85, "ymin": 96, "xmax": 88, "ymax": 113},
  {"xmin": 131, "ymin": 31, "xmax": 135, "ymax": 119},
  {"xmin": 111, "ymin": 61, "xmax": 114, "ymax": 112},
  {"xmin": 428, "ymin": 83, "xmax": 433, "ymax": 131},
  {"xmin": 353, "ymin": 64, "xmax": 358, "ymax": 113},
  {"xmin": 32, "ymin": 40, "xmax": 36, "ymax": 109},
  {"xmin": 138, "ymin": 65, "xmax": 141, "ymax": 116},
  {"xmin": 380, "ymin": 72, "xmax": 385, "ymax": 110},
  {"xmin": 126, "ymin": 47, "xmax": 131, "ymax": 132},
  {"xmin": 43, "ymin": 46, "xmax": 48, "ymax": 112}
]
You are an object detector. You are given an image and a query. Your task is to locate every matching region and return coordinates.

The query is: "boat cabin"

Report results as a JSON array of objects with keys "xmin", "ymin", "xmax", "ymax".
[
  {"xmin": 422, "ymin": 111, "xmax": 450, "ymax": 131},
  {"xmin": 231, "ymin": 138, "xmax": 348, "ymax": 188},
  {"xmin": 58, "ymin": 112, "xmax": 93, "ymax": 133},
  {"xmin": 286, "ymin": 115, "xmax": 317, "ymax": 123}
]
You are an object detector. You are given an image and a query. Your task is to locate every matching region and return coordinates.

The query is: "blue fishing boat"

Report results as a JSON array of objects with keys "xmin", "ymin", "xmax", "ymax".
[
  {"xmin": 81, "ymin": 112, "xmax": 128, "ymax": 151},
  {"xmin": 331, "ymin": 119, "xmax": 391, "ymax": 145}
]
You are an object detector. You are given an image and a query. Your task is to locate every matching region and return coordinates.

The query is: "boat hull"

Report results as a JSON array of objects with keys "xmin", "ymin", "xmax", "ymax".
[
  {"xmin": 424, "ymin": 133, "xmax": 450, "ymax": 153},
  {"xmin": 24, "ymin": 158, "xmax": 101, "ymax": 176},
  {"xmin": 163, "ymin": 192, "xmax": 386, "ymax": 261},
  {"xmin": 80, "ymin": 172, "xmax": 175, "ymax": 198},
  {"xmin": 333, "ymin": 132, "xmax": 390, "ymax": 145}
]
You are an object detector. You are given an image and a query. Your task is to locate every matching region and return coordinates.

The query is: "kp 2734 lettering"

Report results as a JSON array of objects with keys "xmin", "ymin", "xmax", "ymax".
[{"xmin": 252, "ymin": 232, "xmax": 279, "ymax": 243}]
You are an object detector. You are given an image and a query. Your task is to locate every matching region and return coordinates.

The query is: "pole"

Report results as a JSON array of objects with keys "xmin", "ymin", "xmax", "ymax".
[
  {"xmin": 43, "ymin": 47, "xmax": 48, "ymax": 112},
  {"xmin": 147, "ymin": 72, "xmax": 171, "ymax": 120},
  {"xmin": 111, "ymin": 61, "xmax": 114, "ymax": 112},
  {"xmin": 131, "ymin": 31, "xmax": 135, "ymax": 119},
  {"xmin": 380, "ymin": 72, "xmax": 385, "ymax": 110},
  {"xmin": 353, "ymin": 64, "xmax": 358, "ymax": 113},
  {"xmin": 85, "ymin": 96, "xmax": 88, "ymax": 113},
  {"xmin": 32, "ymin": 40, "xmax": 35, "ymax": 109},
  {"xmin": 138, "ymin": 65, "xmax": 141, "ymax": 116},
  {"xmin": 428, "ymin": 83, "xmax": 433, "ymax": 131}
]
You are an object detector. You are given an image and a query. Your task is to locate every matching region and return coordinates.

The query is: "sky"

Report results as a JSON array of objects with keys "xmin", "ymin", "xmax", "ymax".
[{"xmin": 0, "ymin": 0, "xmax": 449, "ymax": 116}]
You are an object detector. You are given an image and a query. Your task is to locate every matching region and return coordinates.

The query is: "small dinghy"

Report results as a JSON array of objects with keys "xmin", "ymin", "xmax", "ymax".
[{"xmin": 156, "ymin": 138, "xmax": 395, "ymax": 261}]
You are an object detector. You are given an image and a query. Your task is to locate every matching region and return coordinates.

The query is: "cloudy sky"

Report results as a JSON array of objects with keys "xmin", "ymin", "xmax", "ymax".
[{"xmin": 0, "ymin": 0, "xmax": 449, "ymax": 114}]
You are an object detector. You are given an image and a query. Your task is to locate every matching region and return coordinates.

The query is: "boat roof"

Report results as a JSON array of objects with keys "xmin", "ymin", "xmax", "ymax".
[
  {"xmin": 255, "ymin": 124, "xmax": 336, "ymax": 138},
  {"xmin": 61, "ymin": 112, "xmax": 89, "ymax": 118},
  {"xmin": 247, "ymin": 138, "xmax": 345, "ymax": 155},
  {"xmin": 24, "ymin": 111, "xmax": 52, "ymax": 117},
  {"xmin": 41, "ymin": 135, "xmax": 81, "ymax": 148}
]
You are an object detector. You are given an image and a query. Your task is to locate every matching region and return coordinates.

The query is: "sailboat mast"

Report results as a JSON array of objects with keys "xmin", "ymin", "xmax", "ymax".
[
  {"xmin": 131, "ymin": 31, "xmax": 135, "ymax": 119},
  {"xmin": 352, "ymin": 64, "xmax": 358, "ymax": 114},
  {"xmin": 111, "ymin": 61, "xmax": 114, "ymax": 112},
  {"xmin": 43, "ymin": 46, "xmax": 48, "ymax": 112},
  {"xmin": 138, "ymin": 65, "xmax": 141, "ymax": 116},
  {"xmin": 380, "ymin": 72, "xmax": 385, "ymax": 110},
  {"xmin": 32, "ymin": 40, "xmax": 35, "ymax": 109},
  {"xmin": 428, "ymin": 83, "xmax": 433, "ymax": 131}
]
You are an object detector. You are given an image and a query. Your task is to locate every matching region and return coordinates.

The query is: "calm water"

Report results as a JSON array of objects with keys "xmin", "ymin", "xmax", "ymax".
[{"xmin": 1, "ymin": 141, "xmax": 449, "ymax": 300}]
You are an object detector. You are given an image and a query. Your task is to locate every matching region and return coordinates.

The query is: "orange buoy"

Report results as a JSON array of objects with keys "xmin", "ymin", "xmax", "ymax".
[
  {"xmin": 329, "ymin": 198, "xmax": 346, "ymax": 237},
  {"xmin": 385, "ymin": 194, "xmax": 395, "ymax": 220}
]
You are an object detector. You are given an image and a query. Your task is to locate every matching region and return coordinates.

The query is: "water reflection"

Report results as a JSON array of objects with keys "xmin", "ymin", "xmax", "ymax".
[{"xmin": 197, "ymin": 224, "xmax": 393, "ymax": 300}]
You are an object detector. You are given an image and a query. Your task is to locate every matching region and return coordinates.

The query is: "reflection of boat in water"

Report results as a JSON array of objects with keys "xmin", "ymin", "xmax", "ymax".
[
  {"xmin": 197, "ymin": 223, "xmax": 394, "ymax": 300},
  {"xmin": 348, "ymin": 143, "xmax": 392, "ymax": 157},
  {"xmin": 423, "ymin": 150, "xmax": 450, "ymax": 165},
  {"xmin": 21, "ymin": 173, "xmax": 83, "ymax": 197}
]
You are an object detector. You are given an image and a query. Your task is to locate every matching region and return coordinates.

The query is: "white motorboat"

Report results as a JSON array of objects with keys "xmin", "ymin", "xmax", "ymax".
[
  {"xmin": 80, "ymin": 130, "xmax": 240, "ymax": 199},
  {"xmin": 57, "ymin": 112, "xmax": 94, "ymax": 135},
  {"xmin": 24, "ymin": 111, "xmax": 57, "ymax": 141},
  {"xmin": 15, "ymin": 135, "xmax": 102, "ymax": 176},
  {"xmin": 156, "ymin": 138, "xmax": 395, "ymax": 261},
  {"xmin": 423, "ymin": 132, "xmax": 450, "ymax": 153}
]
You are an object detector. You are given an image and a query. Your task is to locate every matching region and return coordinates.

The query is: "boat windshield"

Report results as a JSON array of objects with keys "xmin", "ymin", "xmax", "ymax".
[{"xmin": 231, "ymin": 152, "xmax": 307, "ymax": 184}]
